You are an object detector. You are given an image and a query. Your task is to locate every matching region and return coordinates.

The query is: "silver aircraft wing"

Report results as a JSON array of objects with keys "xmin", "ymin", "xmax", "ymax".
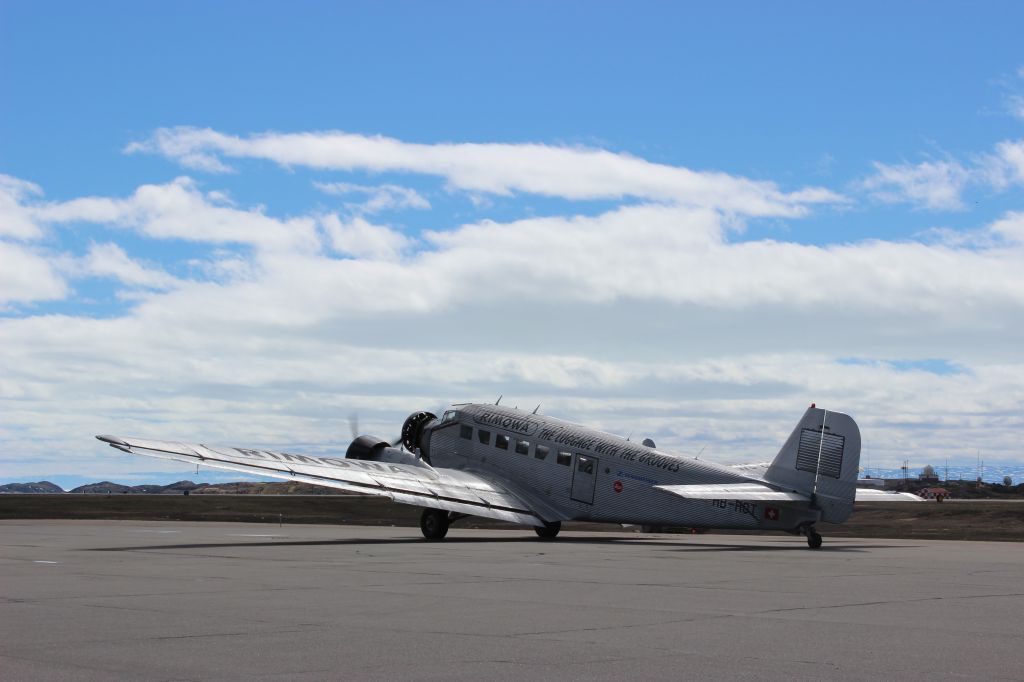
[
  {"xmin": 657, "ymin": 482, "xmax": 922, "ymax": 502},
  {"xmin": 96, "ymin": 435, "xmax": 550, "ymax": 526},
  {"xmin": 853, "ymin": 488, "xmax": 923, "ymax": 501},
  {"xmin": 656, "ymin": 482, "xmax": 812, "ymax": 501}
]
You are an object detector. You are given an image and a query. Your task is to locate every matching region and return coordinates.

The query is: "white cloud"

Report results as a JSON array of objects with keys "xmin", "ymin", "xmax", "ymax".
[
  {"xmin": 861, "ymin": 159, "xmax": 970, "ymax": 210},
  {"xmin": 987, "ymin": 211, "xmax": 1024, "ymax": 244},
  {"xmin": 78, "ymin": 242, "xmax": 180, "ymax": 290},
  {"xmin": 321, "ymin": 215, "xmax": 413, "ymax": 261},
  {"xmin": 7, "ymin": 172, "xmax": 1022, "ymax": 330},
  {"xmin": 410, "ymin": 204, "xmax": 1024, "ymax": 316},
  {"xmin": 0, "ymin": 174, "xmax": 45, "ymax": 240},
  {"xmin": 1008, "ymin": 95, "xmax": 1024, "ymax": 121},
  {"xmin": 983, "ymin": 139, "xmax": 1024, "ymax": 190},
  {"xmin": 5, "ymin": 120, "xmax": 1024, "ymax": 483},
  {"xmin": 3, "ymin": 299, "xmax": 1022, "ymax": 479},
  {"xmin": 314, "ymin": 182, "xmax": 430, "ymax": 214},
  {"xmin": 124, "ymin": 132, "xmax": 234, "ymax": 173},
  {"xmin": 128, "ymin": 127, "xmax": 846, "ymax": 217},
  {"xmin": 0, "ymin": 242, "xmax": 68, "ymax": 306},
  {"xmin": 33, "ymin": 177, "xmax": 321, "ymax": 253},
  {"xmin": 863, "ymin": 139, "xmax": 1024, "ymax": 208}
]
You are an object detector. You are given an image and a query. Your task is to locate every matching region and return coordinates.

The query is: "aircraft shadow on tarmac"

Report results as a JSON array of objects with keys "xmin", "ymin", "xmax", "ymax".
[{"xmin": 90, "ymin": 535, "xmax": 907, "ymax": 553}]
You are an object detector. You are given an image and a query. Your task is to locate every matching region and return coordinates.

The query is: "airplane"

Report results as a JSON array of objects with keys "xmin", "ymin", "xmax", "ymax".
[{"xmin": 97, "ymin": 401, "xmax": 918, "ymax": 549}]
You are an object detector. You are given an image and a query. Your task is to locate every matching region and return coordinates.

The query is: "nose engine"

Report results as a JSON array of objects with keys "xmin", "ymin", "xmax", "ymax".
[{"xmin": 401, "ymin": 411, "xmax": 437, "ymax": 455}]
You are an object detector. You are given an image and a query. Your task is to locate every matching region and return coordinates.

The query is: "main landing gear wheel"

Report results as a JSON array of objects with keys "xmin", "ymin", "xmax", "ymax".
[
  {"xmin": 420, "ymin": 508, "xmax": 450, "ymax": 540},
  {"xmin": 534, "ymin": 521, "xmax": 561, "ymax": 539},
  {"xmin": 806, "ymin": 528, "xmax": 823, "ymax": 550}
]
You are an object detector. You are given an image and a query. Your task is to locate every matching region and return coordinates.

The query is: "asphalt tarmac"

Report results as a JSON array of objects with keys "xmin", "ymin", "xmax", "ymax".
[{"xmin": 2, "ymin": 520, "xmax": 1023, "ymax": 681}]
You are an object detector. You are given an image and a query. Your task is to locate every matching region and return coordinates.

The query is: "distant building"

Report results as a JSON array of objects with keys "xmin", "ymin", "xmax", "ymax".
[{"xmin": 919, "ymin": 487, "xmax": 951, "ymax": 500}]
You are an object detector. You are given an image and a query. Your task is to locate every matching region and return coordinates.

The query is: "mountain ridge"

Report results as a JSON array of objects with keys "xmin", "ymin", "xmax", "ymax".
[{"xmin": 0, "ymin": 480, "xmax": 344, "ymax": 495}]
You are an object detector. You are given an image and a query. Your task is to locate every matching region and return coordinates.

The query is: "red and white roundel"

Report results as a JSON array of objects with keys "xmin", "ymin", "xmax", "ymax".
[{"xmin": 613, "ymin": 480, "xmax": 623, "ymax": 493}]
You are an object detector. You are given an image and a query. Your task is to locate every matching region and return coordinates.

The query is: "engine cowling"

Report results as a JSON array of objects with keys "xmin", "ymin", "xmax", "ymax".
[
  {"xmin": 345, "ymin": 435, "xmax": 391, "ymax": 461},
  {"xmin": 345, "ymin": 434, "xmax": 428, "ymax": 468}
]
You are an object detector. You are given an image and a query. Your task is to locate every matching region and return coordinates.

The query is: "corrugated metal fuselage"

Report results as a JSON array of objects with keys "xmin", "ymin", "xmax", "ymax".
[{"xmin": 425, "ymin": 404, "xmax": 821, "ymax": 532}]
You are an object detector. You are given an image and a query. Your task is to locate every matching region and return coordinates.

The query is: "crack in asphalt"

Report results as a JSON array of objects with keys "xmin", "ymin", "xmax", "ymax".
[{"xmin": 761, "ymin": 590, "xmax": 1024, "ymax": 614}]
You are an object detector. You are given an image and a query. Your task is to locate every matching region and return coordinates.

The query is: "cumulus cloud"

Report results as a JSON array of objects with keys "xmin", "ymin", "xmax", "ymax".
[
  {"xmin": 922, "ymin": 211, "xmax": 1024, "ymax": 249},
  {"xmin": 987, "ymin": 211, "xmax": 1024, "ymax": 244},
  {"xmin": 128, "ymin": 127, "xmax": 846, "ymax": 217},
  {"xmin": 983, "ymin": 139, "xmax": 1024, "ymax": 190},
  {"xmin": 861, "ymin": 159, "xmax": 970, "ymax": 210},
  {"xmin": 5, "ymin": 121, "xmax": 1024, "ymax": 483},
  {"xmin": 0, "ymin": 242, "xmax": 68, "ymax": 306},
  {"xmin": 410, "ymin": 205, "xmax": 1023, "ymax": 316},
  {"xmin": 33, "ymin": 177, "xmax": 321, "ymax": 253},
  {"xmin": 5, "ymin": 172, "xmax": 1023, "ymax": 326},
  {"xmin": 0, "ymin": 176, "xmax": 68, "ymax": 305},
  {"xmin": 321, "ymin": 215, "xmax": 414, "ymax": 261},
  {"xmin": 862, "ymin": 139, "xmax": 1024, "ymax": 209},
  {"xmin": 314, "ymin": 182, "xmax": 430, "ymax": 214},
  {"xmin": 0, "ymin": 174, "xmax": 45, "ymax": 240},
  {"xmin": 78, "ymin": 242, "xmax": 181, "ymax": 290}
]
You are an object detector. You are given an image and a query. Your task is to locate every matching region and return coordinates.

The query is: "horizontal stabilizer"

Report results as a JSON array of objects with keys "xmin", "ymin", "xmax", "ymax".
[
  {"xmin": 655, "ymin": 482, "xmax": 810, "ymax": 502},
  {"xmin": 854, "ymin": 488, "xmax": 923, "ymax": 502}
]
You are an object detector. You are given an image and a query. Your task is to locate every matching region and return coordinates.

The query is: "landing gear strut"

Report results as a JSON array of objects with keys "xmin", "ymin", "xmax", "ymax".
[
  {"xmin": 420, "ymin": 508, "xmax": 450, "ymax": 540},
  {"xmin": 534, "ymin": 521, "xmax": 561, "ymax": 540},
  {"xmin": 805, "ymin": 526, "xmax": 823, "ymax": 550}
]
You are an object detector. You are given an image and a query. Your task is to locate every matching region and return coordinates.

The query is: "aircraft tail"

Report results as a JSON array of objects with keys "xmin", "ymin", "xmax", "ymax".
[{"xmin": 762, "ymin": 406, "xmax": 861, "ymax": 523}]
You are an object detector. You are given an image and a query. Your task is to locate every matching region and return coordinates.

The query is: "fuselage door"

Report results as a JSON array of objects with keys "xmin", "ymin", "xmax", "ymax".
[{"xmin": 570, "ymin": 454, "xmax": 598, "ymax": 504}]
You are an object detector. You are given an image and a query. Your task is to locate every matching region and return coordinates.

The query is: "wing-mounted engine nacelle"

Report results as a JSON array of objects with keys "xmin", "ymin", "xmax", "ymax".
[
  {"xmin": 401, "ymin": 411, "xmax": 437, "ymax": 458},
  {"xmin": 345, "ymin": 435, "xmax": 428, "ymax": 468}
]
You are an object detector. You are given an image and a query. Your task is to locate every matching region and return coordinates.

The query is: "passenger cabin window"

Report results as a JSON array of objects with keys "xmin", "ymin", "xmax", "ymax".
[
  {"xmin": 535, "ymin": 445, "xmax": 549, "ymax": 460},
  {"xmin": 496, "ymin": 434, "xmax": 509, "ymax": 450},
  {"xmin": 515, "ymin": 439, "xmax": 530, "ymax": 455},
  {"xmin": 459, "ymin": 424, "xmax": 473, "ymax": 440},
  {"xmin": 478, "ymin": 429, "xmax": 491, "ymax": 445},
  {"xmin": 556, "ymin": 451, "xmax": 571, "ymax": 466}
]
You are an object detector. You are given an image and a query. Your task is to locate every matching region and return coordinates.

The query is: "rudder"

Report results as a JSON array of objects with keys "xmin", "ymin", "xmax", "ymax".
[{"xmin": 763, "ymin": 406, "xmax": 861, "ymax": 523}]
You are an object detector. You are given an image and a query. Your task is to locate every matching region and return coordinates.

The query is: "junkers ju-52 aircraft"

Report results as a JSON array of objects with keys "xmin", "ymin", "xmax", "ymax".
[{"xmin": 98, "ymin": 401, "xmax": 916, "ymax": 549}]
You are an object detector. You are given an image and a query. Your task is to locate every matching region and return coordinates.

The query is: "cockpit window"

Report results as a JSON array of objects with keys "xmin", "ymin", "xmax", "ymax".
[{"xmin": 442, "ymin": 410, "xmax": 458, "ymax": 423}]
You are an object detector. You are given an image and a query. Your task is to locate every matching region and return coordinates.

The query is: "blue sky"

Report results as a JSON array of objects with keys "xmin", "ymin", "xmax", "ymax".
[{"xmin": 2, "ymin": 1, "xmax": 1024, "ymax": 488}]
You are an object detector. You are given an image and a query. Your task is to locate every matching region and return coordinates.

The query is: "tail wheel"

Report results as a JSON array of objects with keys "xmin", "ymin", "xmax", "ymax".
[
  {"xmin": 534, "ymin": 521, "xmax": 561, "ymax": 540},
  {"xmin": 420, "ymin": 508, "xmax": 449, "ymax": 541},
  {"xmin": 806, "ymin": 529, "xmax": 823, "ymax": 549}
]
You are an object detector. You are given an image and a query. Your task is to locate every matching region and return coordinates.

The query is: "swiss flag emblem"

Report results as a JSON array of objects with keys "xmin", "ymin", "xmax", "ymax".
[{"xmin": 764, "ymin": 507, "xmax": 780, "ymax": 521}]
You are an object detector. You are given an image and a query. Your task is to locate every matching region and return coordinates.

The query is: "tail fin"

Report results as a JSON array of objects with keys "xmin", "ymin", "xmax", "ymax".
[{"xmin": 763, "ymin": 406, "xmax": 861, "ymax": 523}]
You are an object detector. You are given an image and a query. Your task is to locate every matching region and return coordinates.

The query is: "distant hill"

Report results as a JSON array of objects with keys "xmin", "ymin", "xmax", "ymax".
[
  {"xmin": 0, "ymin": 480, "xmax": 345, "ymax": 495},
  {"xmin": 190, "ymin": 481, "xmax": 342, "ymax": 495},
  {"xmin": 69, "ymin": 481, "xmax": 135, "ymax": 494},
  {"xmin": 0, "ymin": 481, "xmax": 65, "ymax": 494}
]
